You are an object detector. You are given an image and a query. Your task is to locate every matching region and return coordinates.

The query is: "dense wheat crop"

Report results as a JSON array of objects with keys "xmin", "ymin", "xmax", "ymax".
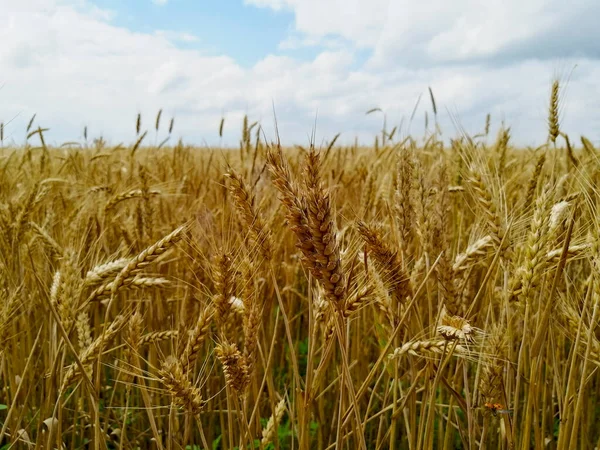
[{"xmin": 1, "ymin": 87, "xmax": 600, "ymax": 449}]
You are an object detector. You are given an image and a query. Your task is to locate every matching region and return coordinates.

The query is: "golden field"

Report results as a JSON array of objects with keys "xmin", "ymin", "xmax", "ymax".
[{"xmin": 1, "ymin": 87, "xmax": 600, "ymax": 449}]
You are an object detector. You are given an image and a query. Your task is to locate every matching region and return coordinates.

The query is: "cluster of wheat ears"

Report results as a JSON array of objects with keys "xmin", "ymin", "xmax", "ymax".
[{"xmin": 1, "ymin": 82, "xmax": 600, "ymax": 449}]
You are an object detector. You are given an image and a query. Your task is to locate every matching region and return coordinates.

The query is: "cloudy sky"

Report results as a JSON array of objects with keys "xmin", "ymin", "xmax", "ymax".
[{"xmin": 0, "ymin": 0, "xmax": 598, "ymax": 147}]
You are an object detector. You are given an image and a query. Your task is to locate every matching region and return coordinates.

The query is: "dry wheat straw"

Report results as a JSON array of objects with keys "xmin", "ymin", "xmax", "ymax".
[{"xmin": 61, "ymin": 314, "xmax": 127, "ymax": 391}]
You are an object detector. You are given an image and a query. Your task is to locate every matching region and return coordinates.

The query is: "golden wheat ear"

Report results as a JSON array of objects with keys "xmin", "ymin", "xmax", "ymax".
[{"xmin": 158, "ymin": 355, "xmax": 205, "ymax": 414}]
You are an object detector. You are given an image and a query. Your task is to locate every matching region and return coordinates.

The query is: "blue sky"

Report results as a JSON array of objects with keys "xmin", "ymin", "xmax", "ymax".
[
  {"xmin": 0, "ymin": 0, "xmax": 598, "ymax": 147},
  {"xmin": 92, "ymin": 0, "xmax": 298, "ymax": 67}
]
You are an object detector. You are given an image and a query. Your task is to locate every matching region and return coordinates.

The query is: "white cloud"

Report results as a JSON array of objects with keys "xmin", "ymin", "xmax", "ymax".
[
  {"xmin": 246, "ymin": 0, "xmax": 600, "ymax": 66},
  {"xmin": 0, "ymin": 0, "xmax": 598, "ymax": 149},
  {"xmin": 152, "ymin": 0, "xmax": 169, "ymax": 5},
  {"xmin": 154, "ymin": 30, "xmax": 199, "ymax": 43},
  {"xmin": 246, "ymin": 0, "xmax": 390, "ymax": 48},
  {"xmin": 278, "ymin": 34, "xmax": 348, "ymax": 51}
]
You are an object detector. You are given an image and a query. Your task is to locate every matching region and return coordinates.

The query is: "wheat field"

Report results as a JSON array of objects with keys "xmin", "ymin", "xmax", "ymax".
[{"xmin": 1, "ymin": 85, "xmax": 600, "ymax": 449}]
